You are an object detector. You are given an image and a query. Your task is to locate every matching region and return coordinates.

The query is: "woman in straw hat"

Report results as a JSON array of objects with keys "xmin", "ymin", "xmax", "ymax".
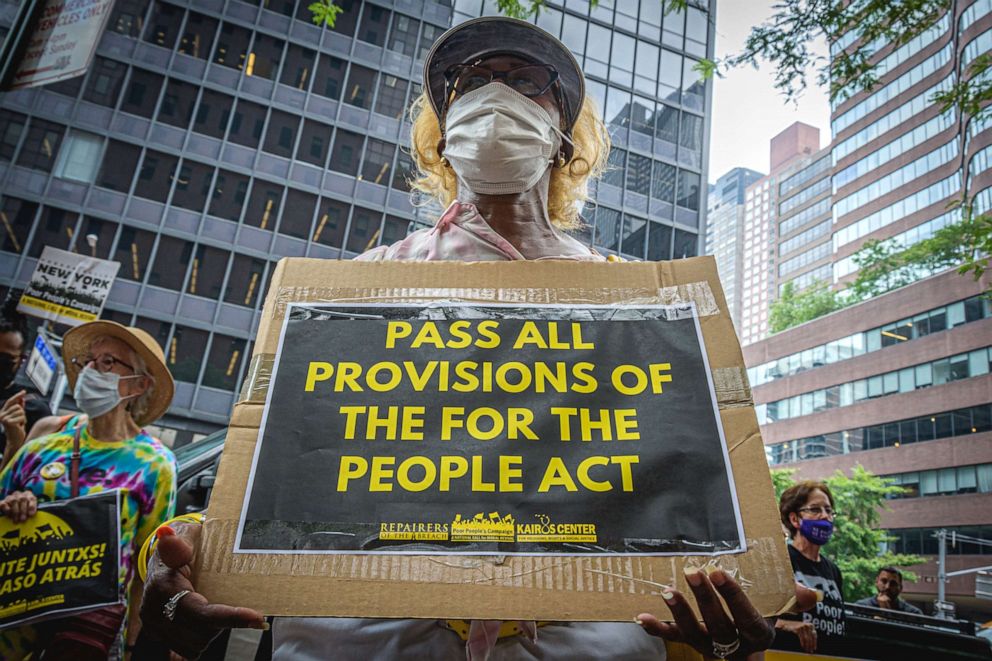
[
  {"xmin": 0, "ymin": 321, "xmax": 177, "ymax": 660},
  {"xmin": 139, "ymin": 16, "xmax": 816, "ymax": 661}
]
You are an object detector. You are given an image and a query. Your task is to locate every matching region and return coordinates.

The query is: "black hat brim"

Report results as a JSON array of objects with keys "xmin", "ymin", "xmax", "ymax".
[{"xmin": 423, "ymin": 16, "xmax": 584, "ymax": 132}]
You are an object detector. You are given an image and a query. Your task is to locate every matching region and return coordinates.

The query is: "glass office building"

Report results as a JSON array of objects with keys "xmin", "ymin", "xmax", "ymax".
[{"xmin": 0, "ymin": 0, "xmax": 714, "ymax": 445}]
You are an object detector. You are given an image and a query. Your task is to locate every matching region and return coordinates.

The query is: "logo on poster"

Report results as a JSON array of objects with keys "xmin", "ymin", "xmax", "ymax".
[
  {"xmin": 450, "ymin": 512, "xmax": 515, "ymax": 542},
  {"xmin": 516, "ymin": 514, "xmax": 598, "ymax": 543}
]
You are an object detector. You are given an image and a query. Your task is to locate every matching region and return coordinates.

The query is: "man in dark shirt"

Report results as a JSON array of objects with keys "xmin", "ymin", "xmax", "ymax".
[
  {"xmin": 0, "ymin": 304, "xmax": 52, "ymax": 458},
  {"xmin": 856, "ymin": 567, "xmax": 924, "ymax": 615}
]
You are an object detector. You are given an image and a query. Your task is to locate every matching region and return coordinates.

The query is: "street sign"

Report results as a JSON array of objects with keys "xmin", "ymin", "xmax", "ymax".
[
  {"xmin": 977, "ymin": 570, "xmax": 992, "ymax": 601},
  {"xmin": 17, "ymin": 246, "xmax": 120, "ymax": 327},
  {"xmin": 10, "ymin": 0, "xmax": 116, "ymax": 90},
  {"xmin": 934, "ymin": 599, "xmax": 957, "ymax": 618},
  {"xmin": 25, "ymin": 329, "xmax": 58, "ymax": 395}
]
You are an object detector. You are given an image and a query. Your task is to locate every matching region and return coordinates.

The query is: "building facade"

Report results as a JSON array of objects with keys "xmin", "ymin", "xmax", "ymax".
[
  {"xmin": 705, "ymin": 166, "xmax": 763, "ymax": 329},
  {"xmin": 744, "ymin": 0, "xmax": 992, "ymax": 616},
  {"xmin": 0, "ymin": 0, "xmax": 715, "ymax": 445},
  {"xmin": 738, "ymin": 122, "xmax": 826, "ymax": 346}
]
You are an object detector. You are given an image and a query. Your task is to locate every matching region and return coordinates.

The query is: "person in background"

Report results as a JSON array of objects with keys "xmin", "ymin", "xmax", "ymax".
[
  {"xmin": 0, "ymin": 298, "xmax": 51, "ymax": 462},
  {"xmin": 775, "ymin": 481, "xmax": 847, "ymax": 654},
  {"xmin": 855, "ymin": 567, "xmax": 923, "ymax": 615},
  {"xmin": 0, "ymin": 320, "xmax": 177, "ymax": 660}
]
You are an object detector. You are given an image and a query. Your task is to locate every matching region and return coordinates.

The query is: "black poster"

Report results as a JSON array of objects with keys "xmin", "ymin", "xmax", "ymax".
[
  {"xmin": 0, "ymin": 491, "xmax": 121, "ymax": 629},
  {"xmin": 238, "ymin": 303, "xmax": 744, "ymax": 556}
]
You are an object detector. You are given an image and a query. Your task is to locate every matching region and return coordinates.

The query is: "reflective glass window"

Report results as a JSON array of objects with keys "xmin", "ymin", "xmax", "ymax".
[
  {"xmin": 228, "ymin": 100, "xmax": 267, "ymax": 148},
  {"xmin": 361, "ymin": 139, "xmax": 394, "ymax": 185},
  {"xmin": 121, "ymin": 68, "xmax": 163, "ymax": 118},
  {"xmin": 144, "ymin": 1, "xmax": 183, "ymax": 48},
  {"xmin": 186, "ymin": 244, "xmax": 229, "ymax": 299},
  {"xmin": 279, "ymin": 189, "xmax": 317, "ymax": 239},
  {"xmin": 389, "ymin": 14, "xmax": 418, "ymax": 57},
  {"xmin": 281, "ymin": 45, "xmax": 316, "ymax": 90},
  {"xmin": 312, "ymin": 198, "xmax": 349, "ymax": 248},
  {"xmin": 346, "ymin": 206, "xmax": 382, "ymax": 253},
  {"xmin": 594, "ymin": 206, "xmax": 621, "ymax": 251},
  {"xmin": 329, "ymin": 130, "xmax": 363, "ymax": 175},
  {"xmin": 178, "ymin": 12, "xmax": 217, "ymax": 59},
  {"xmin": 315, "ymin": 54, "xmax": 346, "ymax": 100},
  {"xmin": 0, "ymin": 110, "xmax": 25, "ymax": 162},
  {"xmin": 16, "ymin": 119, "xmax": 64, "ymax": 173},
  {"xmin": 158, "ymin": 79, "xmax": 198, "ymax": 129},
  {"xmin": 647, "ymin": 221, "xmax": 672, "ymax": 261},
  {"xmin": 135, "ymin": 150, "xmax": 178, "ymax": 202},
  {"xmin": 248, "ymin": 34, "xmax": 284, "ymax": 80},
  {"xmin": 83, "ymin": 58, "xmax": 126, "ymax": 107},
  {"xmin": 244, "ymin": 181, "xmax": 283, "ymax": 230},
  {"xmin": 262, "ymin": 110, "xmax": 299, "ymax": 158},
  {"xmin": 113, "ymin": 226, "xmax": 155, "ymax": 282},
  {"xmin": 202, "ymin": 334, "xmax": 247, "ymax": 390},
  {"xmin": 651, "ymin": 161, "xmax": 676, "ymax": 203},
  {"xmin": 213, "ymin": 22, "xmax": 252, "ymax": 70},
  {"xmin": 109, "ymin": 0, "xmax": 148, "ymax": 37},
  {"xmin": 54, "ymin": 132, "xmax": 103, "ymax": 184},
  {"xmin": 194, "ymin": 90, "xmax": 233, "ymax": 139},
  {"xmin": 168, "ymin": 326, "xmax": 209, "ymax": 383},
  {"xmin": 209, "ymin": 170, "xmax": 249, "ymax": 221},
  {"xmin": 149, "ymin": 235, "xmax": 192, "ymax": 290},
  {"xmin": 358, "ymin": 4, "xmax": 389, "ymax": 46},
  {"xmin": 28, "ymin": 207, "xmax": 79, "ymax": 257},
  {"xmin": 224, "ymin": 255, "xmax": 267, "ymax": 307},
  {"xmin": 172, "ymin": 160, "xmax": 213, "ymax": 211},
  {"xmin": 297, "ymin": 120, "xmax": 332, "ymax": 167},
  {"xmin": 676, "ymin": 169, "xmax": 700, "ymax": 210},
  {"xmin": 97, "ymin": 140, "xmax": 141, "ymax": 192},
  {"xmin": 344, "ymin": 64, "xmax": 376, "ymax": 109},
  {"xmin": 375, "ymin": 75, "xmax": 409, "ymax": 120}
]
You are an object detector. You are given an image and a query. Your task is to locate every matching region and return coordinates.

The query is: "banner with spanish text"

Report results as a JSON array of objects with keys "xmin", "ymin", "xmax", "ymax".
[{"xmin": 0, "ymin": 491, "xmax": 121, "ymax": 629}]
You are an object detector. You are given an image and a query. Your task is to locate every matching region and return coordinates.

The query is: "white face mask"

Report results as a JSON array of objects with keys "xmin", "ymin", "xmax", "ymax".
[
  {"xmin": 73, "ymin": 365, "xmax": 141, "ymax": 419},
  {"xmin": 442, "ymin": 82, "xmax": 569, "ymax": 195}
]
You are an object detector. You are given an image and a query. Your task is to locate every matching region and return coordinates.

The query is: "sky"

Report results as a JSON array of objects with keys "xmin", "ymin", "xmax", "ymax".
[{"xmin": 707, "ymin": 1, "xmax": 832, "ymax": 183}]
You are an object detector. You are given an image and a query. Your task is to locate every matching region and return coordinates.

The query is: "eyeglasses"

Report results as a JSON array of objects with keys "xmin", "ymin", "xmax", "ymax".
[
  {"xmin": 797, "ymin": 506, "xmax": 837, "ymax": 518},
  {"xmin": 445, "ymin": 63, "xmax": 560, "ymax": 99},
  {"xmin": 71, "ymin": 354, "xmax": 134, "ymax": 374}
]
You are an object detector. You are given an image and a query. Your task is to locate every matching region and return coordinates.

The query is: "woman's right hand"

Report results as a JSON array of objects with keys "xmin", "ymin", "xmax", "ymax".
[
  {"xmin": 0, "ymin": 490, "xmax": 37, "ymax": 523},
  {"xmin": 775, "ymin": 618, "xmax": 817, "ymax": 654},
  {"xmin": 140, "ymin": 520, "xmax": 266, "ymax": 659}
]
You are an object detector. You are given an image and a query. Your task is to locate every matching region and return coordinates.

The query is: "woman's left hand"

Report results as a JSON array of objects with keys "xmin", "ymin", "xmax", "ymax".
[
  {"xmin": 0, "ymin": 490, "xmax": 37, "ymax": 523},
  {"xmin": 638, "ymin": 567, "xmax": 818, "ymax": 660}
]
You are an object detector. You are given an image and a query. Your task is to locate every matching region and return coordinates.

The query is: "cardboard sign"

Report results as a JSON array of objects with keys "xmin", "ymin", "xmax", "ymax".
[
  {"xmin": 18, "ymin": 246, "xmax": 120, "ymax": 326},
  {"xmin": 237, "ymin": 302, "xmax": 744, "ymax": 556},
  {"xmin": 10, "ymin": 0, "xmax": 116, "ymax": 90},
  {"xmin": 198, "ymin": 258, "xmax": 795, "ymax": 621},
  {"xmin": 0, "ymin": 491, "xmax": 121, "ymax": 629}
]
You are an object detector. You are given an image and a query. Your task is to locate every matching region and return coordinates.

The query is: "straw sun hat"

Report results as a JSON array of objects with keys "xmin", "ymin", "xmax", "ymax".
[{"xmin": 62, "ymin": 321, "xmax": 175, "ymax": 426}]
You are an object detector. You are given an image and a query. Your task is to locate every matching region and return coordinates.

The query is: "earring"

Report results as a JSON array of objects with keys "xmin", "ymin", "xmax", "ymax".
[
  {"xmin": 441, "ymin": 156, "xmax": 451, "ymax": 168},
  {"xmin": 557, "ymin": 154, "xmax": 568, "ymax": 168}
]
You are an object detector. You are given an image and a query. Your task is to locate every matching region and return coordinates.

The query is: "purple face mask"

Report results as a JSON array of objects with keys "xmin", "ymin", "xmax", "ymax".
[{"xmin": 799, "ymin": 518, "xmax": 833, "ymax": 545}]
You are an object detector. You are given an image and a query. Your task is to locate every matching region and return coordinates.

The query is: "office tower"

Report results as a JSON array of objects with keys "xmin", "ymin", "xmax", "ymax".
[
  {"xmin": 0, "ymin": 0, "xmax": 715, "ymax": 444},
  {"xmin": 705, "ymin": 166, "xmax": 763, "ymax": 329}
]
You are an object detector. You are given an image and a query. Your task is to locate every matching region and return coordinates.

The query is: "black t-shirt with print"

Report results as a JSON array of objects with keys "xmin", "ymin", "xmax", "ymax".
[{"xmin": 786, "ymin": 543, "xmax": 847, "ymax": 638}]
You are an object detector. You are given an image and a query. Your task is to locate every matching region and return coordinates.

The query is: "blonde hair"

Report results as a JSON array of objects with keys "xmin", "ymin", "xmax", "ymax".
[{"xmin": 408, "ymin": 91, "xmax": 611, "ymax": 231}]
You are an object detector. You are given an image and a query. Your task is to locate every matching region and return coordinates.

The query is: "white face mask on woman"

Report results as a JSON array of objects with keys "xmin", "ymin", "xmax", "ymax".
[
  {"xmin": 442, "ymin": 82, "xmax": 569, "ymax": 195},
  {"xmin": 73, "ymin": 365, "xmax": 142, "ymax": 419}
]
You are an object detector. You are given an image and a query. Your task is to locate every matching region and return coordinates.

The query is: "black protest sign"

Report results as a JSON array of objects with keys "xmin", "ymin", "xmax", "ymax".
[
  {"xmin": 0, "ymin": 491, "xmax": 120, "ymax": 629},
  {"xmin": 238, "ymin": 303, "xmax": 744, "ymax": 555}
]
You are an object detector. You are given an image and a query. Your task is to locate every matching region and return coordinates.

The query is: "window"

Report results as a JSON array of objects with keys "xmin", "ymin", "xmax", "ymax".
[
  {"xmin": 673, "ymin": 229, "xmax": 697, "ymax": 258},
  {"xmin": 228, "ymin": 100, "xmax": 267, "ymax": 148},
  {"xmin": 97, "ymin": 141, "xmax": 141, "ymax": 192},
  {"xmin": 561, "ymin": 14, "xmax": 586, "ymax": 56},
  {"xmin": 83, "ymin": 58, "xmax": 126, "ymax": 107},
  {"xmin": 314, "ymin": 0, "xmax": 356, "ymax": 36},
  {"xmin": 149, "ymin": 235, "xmax": 192, "ymax": 290},
  {"xmin": 168, "ymin": 326, "xmax": 209, "ymax": 383},
  {"xmin": 634, "ymin": 40, "xmax": 659, "ymax": 96},
  {"xmin": 194, "ymin": 90, "xmax": 233, "ymax": 139},
  {"xmin": 77, "ymin": 216, "xmax": 117, "ymax": 259},
  {"xmin": 247, "ymin": 34, "xmax": 283, "ymax": 79},
  {"xmin": 135, "ymin": 150, "xmax": 178, "ymax": 203},
  {"xmin": 658, "ymin": 49, "xmax": 681, "ymax": 102},
  {"xmin": 16, "ymin": 119, "xmax": 64, "ymax": 173},
  {"xmin": 171, "ymin": 160, "xmax": 213, "ymax": 211},
  {"xmin": 186, "ymin": 244, "xmax": 229, "ymax": 299},
  {"xmin": 329, "ymin": 130, "xmax": 363, "ymax": 175},
  {"xmin": 121, "ymin": 68, "xmax": 164, "ymax": 118},
  {"xmin": 392, "ymin": 149, "xmax": 415, "ymax": 191},
  {"xmin": 177, "ymin": 12, "xmax": 217, "ymax": 59},
  {"xmin": 262, "ymin": 110, "xmax": 298, "ymax": 158},
  {"xmin": 344, "ymin": 65, "xmax": 376, "ymax": 109},
  {"xmin": 358, "ymin": 5, "xmax": 389, "ymax": 46},
  {"xmin": 158, "ymin": 79, "xmax": 198, "ymax": 129},
  {"xmin": 46, "ymin": 76, "xmax": 84, "ymax": 99},
  {"xmin": 626, "ymin": 153, "xmax": 651, "ymax": 196},
  {"xmin": 361, "ymin": 139, "xmax": 394, "ymax": 185},
  {"xmin": 28, "ymin": 207, "xmax": 79, "ymax": 257},
  {"xmin": 280, "ymin": 45, "xmax": 316, "ymax": 90},
  {"xmin": 209, "ymin": 170, "xmax": 249, "ymax": 221},
  {"xmin": 685, "ymin": 6, "xmax": 708, "ymax": 57},
  {"xmin": 312, "ymin": 198, "xmax": 348, "ymax": 248},
  {"xmin": 677, "ymin": 170, "xmax": 700, "ymax": 210},
  {"xmin": 296, "ymin": 120, "xmax": 332, "ymax": 167},
  {"xmin": 224, "ymin": 255, "xmax": 267, "ymax": 307},
  {"xmin": 682, "ymin": 58, "xmax": 705, "ymax": 112},
  {"xmin": 374, "ymin": 75, "xmax": 408, "ymax": 119},
  {"xmin": 244, "ymin": 181, "xmax": 283, "ymax": 230},
  {"xmin": 314, "ymin": 54, "xmax": 346, "ymax": 100},
  {"xmin": 0, "ymin": 198, "xmax": 37, "ymax": 254},
  {"xmin": 346, "ymin": 206, "xmax": 381, "ymax": 253},
  {"xmin": 261, "ymin": 0, "xmax": 295, "ymax": 17},
  {"xmin": 651, "ymin": 162, "xmax": 676, "ymax": 203},
  {"xmin": 279, "ymin": 189, "xmax": 317, "ymax": 238},
  {"xmin": 594, "ymin": 207, "xmax": 620, "ymax": 251},
  {"xmin": 213, "ymin": 22, "xmax": 251, "ymax": 70},
  {"xmin": 622, "ymin": 214, "xmax": 647, "ymax": 258},
  {"xmin": 603, "ymin": 148, "xmax": 625, "ymax": 188},
  {"xmin": 54, "ymin": 132, "xmax": 103, "ymax": 184},
  {"xmin": 113, "ymin": 226, "xmax": 155, "ymax": 281},
  {"xmin": 108, "ymin": 0, "xmax": 148, "ymax": 37},
  {"xmin": 412, "ymin": 21, "xmax": 439, "ymax": 58},
  {"xmin": 143, "ymin": 1, "xmax": 183, "ymax": 49},
  {"xmin": 679, "ymin": 112, "xmax": 703, "ymax": 160},
  {"xmin": 202, "ymin": 334, "xmax": 247, "ymax": 390},
  {"xmin": 382, "ymin": 215, "xmax": 409, "ymax": 246},
  {"xmin": 0, "ymin": 110, "xmax": 25, "ymax": 161},
  {"xmin": 389, "ymin": 14, "xmax": 418, "ymax": 57}
]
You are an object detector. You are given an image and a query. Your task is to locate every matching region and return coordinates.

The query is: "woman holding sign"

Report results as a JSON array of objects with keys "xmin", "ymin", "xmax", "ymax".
[
  {"xmin": 139, "ymin": 16, "xmax": 815, "ymax": 661},
  {"xmin": 0, "ymin": 321, "xmax": 177, "ymax": 660}
]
